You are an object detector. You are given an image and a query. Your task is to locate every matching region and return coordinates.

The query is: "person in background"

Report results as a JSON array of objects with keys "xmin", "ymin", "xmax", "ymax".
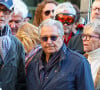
[
  {"xmin": 9, "ymin": 0, "xmax": 28, "ymax": 35},
  {"xmin": 33, "ymin": 0, "xmax": 58, "ymax": 27},
  {"xmin": 82, "ymin": 21, "xmax": 100, "ymax": 89},
  {"xmin": 16, "ymin": 22, "xmax": 41, "ymax": 72},
  {"xmin": 54, "ymin": 2, "xmax": 77, "ymax": 46},
  {"xmin": 68, "ymin": 0, "xmax": 100, "ymax": 54},
  {"xmin": 26, "ymin": 19, "xmax": 94, "ymax": 90},
  {"xmin": 90, "ymin": 0, "xmax": 100, "ymax": 22},
  {"xmin": 73, "ymin": 4, "xmax": 84, "ymax": 35},
  {"xmin": 0, "ymin": 0, "xmax": 26, "ymax": 89}
]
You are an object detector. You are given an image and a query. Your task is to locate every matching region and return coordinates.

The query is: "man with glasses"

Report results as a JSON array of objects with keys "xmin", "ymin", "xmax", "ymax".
[
  {"xmin": 26, "ymin": 19, "xmax": 94, "ymax": 90},
  {"xmin": 54, "ymin": 2, "xmax": 77, "ymax": 46},
  {"xmin": 0, "ymin": 0, "xmax": 26, "ymax": 90}
]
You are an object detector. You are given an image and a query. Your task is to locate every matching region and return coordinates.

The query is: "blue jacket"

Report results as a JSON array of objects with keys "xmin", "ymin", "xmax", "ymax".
[
  {"xmin": 26, "ymin": 44, "xmax": 94, "ymax": 90},
  {"xmin": 0, "ymin": 25, "xmax": 26, "ymax": 90}
]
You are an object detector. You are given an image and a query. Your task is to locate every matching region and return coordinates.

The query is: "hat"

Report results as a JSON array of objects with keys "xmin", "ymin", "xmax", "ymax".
[{"xmin": 0, "ymin": 0, "xmax": 14, "ymax": 11}]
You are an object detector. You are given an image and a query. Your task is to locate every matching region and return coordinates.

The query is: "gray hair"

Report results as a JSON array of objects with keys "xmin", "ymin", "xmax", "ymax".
[
  {"xmin": 39, "ymin": 19, "xmax": 64, "ymax": 37},
  {"xmin": 13, "ymin": 0, "xmax": 28, "ymax": 18},
  {"xmin": 84, "ymin": 19, "xmax": 100, "ymax": 36},
  {"xmin": 54, "ymin": 2, "xmax": 76, "ymax": 18}
]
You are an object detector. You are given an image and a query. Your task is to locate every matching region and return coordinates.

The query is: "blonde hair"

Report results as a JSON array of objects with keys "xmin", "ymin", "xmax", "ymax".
[{"xmin": 16, "ymin": 22, "xmax": 40, "ymax": 53}]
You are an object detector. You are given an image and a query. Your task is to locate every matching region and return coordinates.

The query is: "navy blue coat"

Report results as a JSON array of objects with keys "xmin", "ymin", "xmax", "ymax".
[{"xmin": 26, "ymin": 44, "xmax": 94, "ymax": 90}]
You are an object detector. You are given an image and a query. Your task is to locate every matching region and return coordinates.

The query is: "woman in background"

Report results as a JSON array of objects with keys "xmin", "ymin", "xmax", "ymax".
[
  {"xmin": 82, "ymin": 21, "xmax": 100, "ymax": 89},
  {"xmin": 33, "ymin": 0, "xmax": 58, "ymax": 27},
  {"xmin": 16, "ymin": 22, "xmax": 41, "ymax": 71}
]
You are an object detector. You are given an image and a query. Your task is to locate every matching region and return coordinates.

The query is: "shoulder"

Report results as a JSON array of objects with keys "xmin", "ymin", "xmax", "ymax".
[
  {"xmin": 69, "ymin": 34, "xmax": 82, "ymax": 42},
  {"xmin": 66, "ymin": 47, "xmax": 89, "ymax": 65},
  {"xmin": 27, "ymin": 48, "xmax": 42, "ymax": 67}
]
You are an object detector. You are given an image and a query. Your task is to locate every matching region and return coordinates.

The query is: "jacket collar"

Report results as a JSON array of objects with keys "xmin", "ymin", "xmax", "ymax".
[{"xmin": 0, "ymin": 24, "xmax": 11, "ymax": 36}]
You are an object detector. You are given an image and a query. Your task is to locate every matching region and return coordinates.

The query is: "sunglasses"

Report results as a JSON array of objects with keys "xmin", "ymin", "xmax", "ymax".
[
  {"xmin": 55, "ymin": 13, "xmax": 75, "ymax": 25},
  {"xmin": 44, "ymin": 10, "xmax": 54, "ymax": 16},
  {"xmin": 40, "ymin": 35, "xmax": 59, "ymax": 42}
]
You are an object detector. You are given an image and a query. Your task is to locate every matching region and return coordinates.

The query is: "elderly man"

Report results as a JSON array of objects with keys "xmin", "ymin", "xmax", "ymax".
[
  {"xmin": 0, "ymin": 0, "xmax": 26, "ymax": 90},
  {"xmin": 9, "ymin": 0, "xmax": 28, "ymax": 35},
  {"xmin": 54, "ymin": 2, "xmax": 77, "ymax": 45},
  {"xmin": 26, "ymin": 19, "xmax": 94, "ymax": 90},
  {"xmin": 68, "ymin": 0, "xmax": 100, "ymax": 54}
]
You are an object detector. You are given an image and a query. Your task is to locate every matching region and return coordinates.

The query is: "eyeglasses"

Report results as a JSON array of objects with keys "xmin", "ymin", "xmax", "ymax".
[
  {"xmin": 44, "ymin": 10, "xmax": 54, "ymax": 16},
  {"xmin": 40, "ymin": 35, "xmax": 59, "ymax": 42},
  {"xmin": 55, "ymin": 13, "xmax": 75, "ymax": 25},
  {"xmin": 0, "ymin": 8, "xmax": 11, "ymax": 15},
  {"xmin": 92, "ymin": 7, "xmax": 100, "ymax": 13},
  {"xmin": 81, "ymin": 34, "xmax": 100, "ymax": 40}
]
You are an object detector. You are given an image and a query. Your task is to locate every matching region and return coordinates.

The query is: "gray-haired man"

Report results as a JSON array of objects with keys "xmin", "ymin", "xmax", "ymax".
[{"xmin": 26, "ymin": 19, "xmax": 94, "ymax": 90}]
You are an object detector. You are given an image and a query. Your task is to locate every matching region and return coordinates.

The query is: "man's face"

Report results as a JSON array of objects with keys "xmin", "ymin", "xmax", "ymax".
[
  {"xmin": 0, "ymin": 4, "xmax": 12, "ymax": 30},
  {"xmin": 55, "ymin": 10, "xmax": 75, "ymax": 34},
  {"xmin": 42, "ymin": 3, "xmax": 56, "ymax": 21},
  {"xmin": 91, "ymin": 1, "xmax": 100, "ymax": 22},
  {"xmin": 9, "ymin": 13, "xmax": 24, "ymax": 35},
  {"xmin": 40, "ymin": 25, "xmax": 63, "ymax": 55}
]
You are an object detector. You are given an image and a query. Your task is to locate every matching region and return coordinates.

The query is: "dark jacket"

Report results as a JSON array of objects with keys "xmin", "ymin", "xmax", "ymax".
[
  {"xmin": 26, "ymin": 44, "xmax": 94, "ymax": 90},
  {"xmin": 0, "ymin": 25, "xmax": 26, "ymax": 90},
  {"xmin": 68, "ymin": 34, "xmax": 85, "ymax": 54}
]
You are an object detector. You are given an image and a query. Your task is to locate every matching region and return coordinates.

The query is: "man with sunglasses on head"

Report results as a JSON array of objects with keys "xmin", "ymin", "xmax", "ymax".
[
  {"xmin": 26, "ymin": 19, "xmax": 94, "ymax": 90},
  {"xmin": 54, "ymin": 2, "xmax": 77, "ymax": 46},
  {"xmin": 0, "ymin": 0, "xmax": 26, "ymax": 90}
]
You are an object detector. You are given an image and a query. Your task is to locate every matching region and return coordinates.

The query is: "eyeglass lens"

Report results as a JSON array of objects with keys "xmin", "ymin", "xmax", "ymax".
[
  {"xmin": 82, "ymin": 34, "xmax": 100, "ymax": 40},
  {"xmin": 44, "ymin": 10, "xmax": 54, "ymax": 16}
]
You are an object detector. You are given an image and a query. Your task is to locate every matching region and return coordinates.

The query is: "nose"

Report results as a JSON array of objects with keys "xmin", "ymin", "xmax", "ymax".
[
  {"xmin": 50, "ymin": 11, "xmax": 54, "ymax": 18},
  {"xmin": 47, "ymin": 37, "xmax": 52, "ymax": 43},
  {"xmin": 95, "ymin": 9, "xmax": 100, "ymax": 14}
]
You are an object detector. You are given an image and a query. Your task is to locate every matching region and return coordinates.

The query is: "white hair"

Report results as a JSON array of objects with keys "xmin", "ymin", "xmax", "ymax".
[
  {"xmin": 39, "ymin": 19, "xmax": 64, "ymax": 37},
  {"xmin": 12, "ymin": 0, "xmax": 28, "ymax": 18},
  {"xmin": 54, "ymin": 2, "xmax": 76, "ymax": 17}
]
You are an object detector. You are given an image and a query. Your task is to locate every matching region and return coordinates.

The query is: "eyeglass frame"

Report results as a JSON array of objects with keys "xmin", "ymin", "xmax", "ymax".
[
  {"xmin": 43, "ymin": 9, "xmax": 54, "ymax": 16},
  {"xmin": 92, "ymin": 7, "xmax": 100, "ymax": 13},
  {"xmin": 81, "ymin": 34, "xmax": 100, "ymax": 41},
  {"xmin": 40, "ymin": 35, "xmax": 60, "ymax": 42}
]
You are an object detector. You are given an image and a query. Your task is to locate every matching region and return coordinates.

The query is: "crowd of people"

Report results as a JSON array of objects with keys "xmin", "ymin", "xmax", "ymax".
[{"xmin": 0, "ymin": 0, "xmax": 100, "ymax": 90}]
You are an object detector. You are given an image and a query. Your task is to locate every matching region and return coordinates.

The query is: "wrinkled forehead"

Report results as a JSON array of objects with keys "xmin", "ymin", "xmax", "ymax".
[{"xmin": 92, "ymin": 1, "xmax": 100, "ymax": 8}]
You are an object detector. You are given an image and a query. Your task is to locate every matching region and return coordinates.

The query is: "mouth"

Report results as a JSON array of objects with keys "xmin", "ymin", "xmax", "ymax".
[
  {"xmin": 0, "ymin": 20, "xmax": 4, "ymax": 23},
  {"xmin": 83, "ymin": 44, "xmax": 88, "ymax": 46}
]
